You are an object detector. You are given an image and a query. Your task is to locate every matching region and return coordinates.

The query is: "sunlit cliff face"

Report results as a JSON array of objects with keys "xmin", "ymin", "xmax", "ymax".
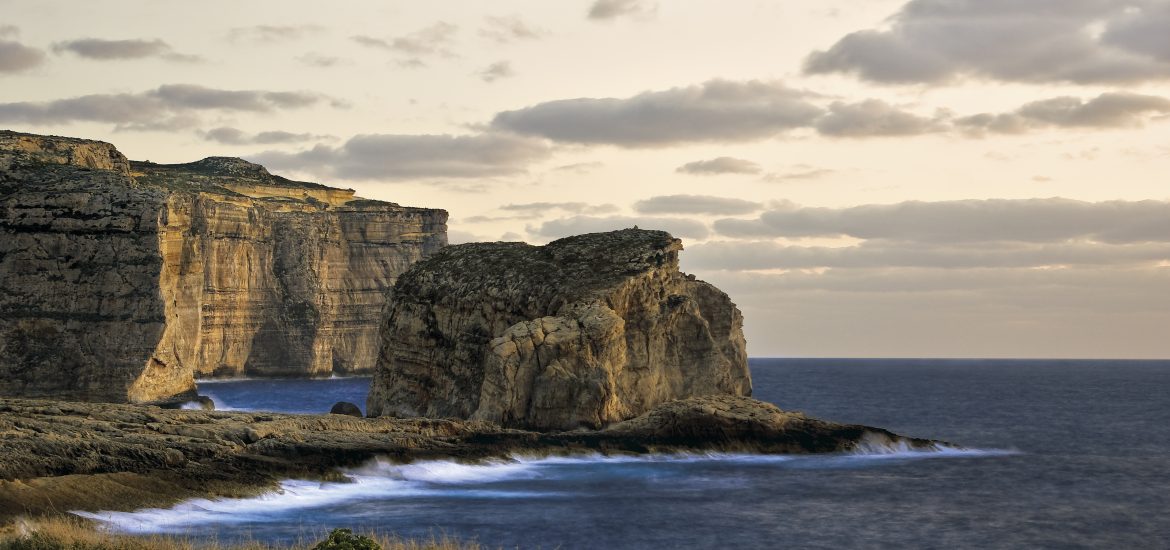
[{"xmin": 3, "ymin": 0, "xmax": 1169, "ymax": 357}]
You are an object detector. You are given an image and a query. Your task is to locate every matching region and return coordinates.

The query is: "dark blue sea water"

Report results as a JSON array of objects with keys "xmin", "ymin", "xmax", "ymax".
[{"xmin": 84, "ymin": 359, "xmax": 1170, "ymax": 549}]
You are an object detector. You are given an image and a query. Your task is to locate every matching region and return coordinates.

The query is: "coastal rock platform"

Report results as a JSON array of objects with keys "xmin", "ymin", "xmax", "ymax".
[{"xmin": 0, "ymin": 396, "xmax": 939, "ymax": 523}]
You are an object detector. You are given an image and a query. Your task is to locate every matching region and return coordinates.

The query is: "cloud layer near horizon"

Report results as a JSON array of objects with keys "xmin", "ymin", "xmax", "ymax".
[
  {"xmin": 492, "ymin": 80, "xmax": 1170, "ymax": 146},
  {"xmin": 712, "ymin": 198, "xmax": 1170, "ymax": 244},
  {"xmin": 0, "ymin": 85, "xmax": 333, "ymax": 130},
  {"xmin": 249, "ymin": 132, "xmax": 551, "ymax": 180}
]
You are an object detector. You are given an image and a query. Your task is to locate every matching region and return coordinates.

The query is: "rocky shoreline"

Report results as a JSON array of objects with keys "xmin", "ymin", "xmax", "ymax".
[{"xmin": 0, "ymin": 395, "xmax": 940, "ymax": 524}]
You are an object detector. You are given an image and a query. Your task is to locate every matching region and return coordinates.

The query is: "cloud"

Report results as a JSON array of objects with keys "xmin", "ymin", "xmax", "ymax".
[
  {"xmin": 815, "ymin": 99, "xmax": 946, "ymax": 137},
  {"xmin": 202, "ymin": 127, "xmax": 327, "ymax": 145},
  {"xmin": 491, "ymin": 79, "xmax": 822, "ymax": 147},
  {"xmin": 690, "ymin": 197, "xmax": 1170, "ymax": 358},
  {"xmin": 762, "ymin": 166, "xmax": 835, "ymax": 182},
  {"xmin": 552, "ymin": 162, "xmax": 604, "ymax": 174},
  {"xmin": 51, "ymin": 38, "xmax": 199, "ymax": 62},
  {"xmin": 676, "ymin": 157, "xmax": 762, "ymax": 175},
  {"xmin": 685, "ymin": 240, "xmax": 1170, "ymax": 271},
  {"xmin": 533, "ymin": 215, "xmax": 709, "ymax": 240},
  {"xmin": 0, "ymin": 40, "xmax": 46, "ymax": 73},
  {"xmin": 957, "ymin": 92, "xmax": 1170, "ymax": 135},
  {"xmin": 634, "ymin": 194, "xmax": 762, "ymax": 216},
  {"xmin": 713, "ymin": 198, "xmax": 1170, "ymax": 244},
  {"xmin": 490, "ymin": 80, "xmax": 1170, "ymax": 146},
  {"xmin": 297, "ymin": 53, "xmax": 343, "ymax": 68},
  {"xmin": 479, "ymin": 61, "xmax": 514, "ymax": 83},
  {"xmin": 353, "ymin": 22, "xmax": 458, "ymax": 67},
  {"xmin": 480, "ymin": 16, "xmax": 545, "ymax": 43},
  {"xmin": 228, "ymin": 25, "xmax": 323, "ymax": 43},
  {"xmin": 1102, "ymin": 3, "xmax": 1170, "ymax": 62},
  {"xmin": 0, "ymin": 25, "xmax": 18, "ymax": 39},
  {"xmin": 704, "ymin": 265, "xmax": 1170, "ymax": 358},
  {"xmin": 804, "ymin": 0, "xmax": 1170, "ymax": 84},
  {"xmin": 499, "ymin": 202, "xmax": 618, "ymax": 216},
  {"xmin": 588, "ymin": 0, "xmax": 658, "ymax": 21},
  {"xmin": 0, "ymin": 84, "xmax": 334, "ymax": 128},
  {"xmin": 248, "ymin": 132, "xmax": 551, "ymax": 181}
]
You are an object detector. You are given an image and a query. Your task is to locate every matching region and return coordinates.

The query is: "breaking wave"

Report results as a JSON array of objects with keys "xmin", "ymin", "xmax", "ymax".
[{"xmin": 74, "ymin": 447, "xmax": 1015, "ymax": 535}]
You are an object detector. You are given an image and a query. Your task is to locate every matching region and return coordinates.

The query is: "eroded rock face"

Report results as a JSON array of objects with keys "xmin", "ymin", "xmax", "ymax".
[
  {"xmin": 368, "ymin": 229, "xmax": 751, "ymax": 430},
  {"xmin": 0, "ymin": 131, "xmax": 446, "ymax": 404}
]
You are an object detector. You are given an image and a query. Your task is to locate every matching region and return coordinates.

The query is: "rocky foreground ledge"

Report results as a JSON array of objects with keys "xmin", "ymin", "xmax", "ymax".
[{"xmin": 0, "ymin": 395, "xmax": 939, "ymax": 523}]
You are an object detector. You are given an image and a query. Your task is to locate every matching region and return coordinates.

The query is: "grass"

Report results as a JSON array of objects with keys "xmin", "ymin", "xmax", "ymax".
[{"xmin": 0, "ymin": 518, "xmax": 479, "ymax": 550}]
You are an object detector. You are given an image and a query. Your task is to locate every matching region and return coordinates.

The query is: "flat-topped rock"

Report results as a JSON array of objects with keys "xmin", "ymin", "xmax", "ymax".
[
  {"xmin": 369, "ymin": 229, "xmax": 751, "ymax": 431},
  {"xmin": 0, "ymin": 130, "xmax": 131, "ymax": 175}
]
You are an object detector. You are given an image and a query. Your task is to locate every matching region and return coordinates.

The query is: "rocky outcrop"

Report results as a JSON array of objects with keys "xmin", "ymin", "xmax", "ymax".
[
  {"xmin": 0, "ymin": 131, "xmax": 446, "ymax": 404},
  {"xmin": 368, "ymin": 229, "xmax": 751, "ymax": 430},
  {"xmin": 0, "ymin": 395, "xmax": 944, "ymax": 522},
  {"xmin": 330, "ymin": 401, "xmax": 363, "ymax": 417}
]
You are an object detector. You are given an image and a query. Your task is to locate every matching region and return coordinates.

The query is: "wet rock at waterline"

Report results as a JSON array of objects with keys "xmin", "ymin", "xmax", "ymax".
[{"xmin": 330, "ymin": 402, "xmax": 364, "ymax": 417}]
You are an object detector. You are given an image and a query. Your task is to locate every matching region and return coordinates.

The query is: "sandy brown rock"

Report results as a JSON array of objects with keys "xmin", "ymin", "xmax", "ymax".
[
  {"xmin": 0, "ymin": 131, "xmax": 446, "ymax": 404},
  {"xmin": 369, "ymin": 229, "xmax": 751, "ymax": 430},
  {"xmin": 0, "ymin": 396, "xmax": 941, "ymax": 523}
]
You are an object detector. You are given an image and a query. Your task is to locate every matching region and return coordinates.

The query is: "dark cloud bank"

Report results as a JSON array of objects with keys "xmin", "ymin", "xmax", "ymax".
[
  {"xmin": 491, "ymin": 80, "xmax": 1170, "ymax": 146},
  {"xmin": 51, "ymin": 38, "xmax": 199, "ymax": 62},
  {"xmin": 0, "ymin": 84, "xmax": 334, "ymax": 129},
  {"xmin": 250, "ymin": 133, "xmax": 551, "ymax": 180},
  {"xmin": 805, "ymin": 0, "xmax": 1170, "ymax": 84}
]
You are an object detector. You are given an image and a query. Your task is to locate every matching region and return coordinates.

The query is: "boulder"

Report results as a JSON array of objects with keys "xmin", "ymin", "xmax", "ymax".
[
  {"xmin": 329, "ymin": 401, "xmax": 363, "ymax": 417},
  {"xmin": 368, "ymin": 229, "xmax": 751, "ymax": 431}
]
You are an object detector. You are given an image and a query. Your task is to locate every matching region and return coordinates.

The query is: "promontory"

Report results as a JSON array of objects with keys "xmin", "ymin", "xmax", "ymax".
[
  {"xmin": 369, "ymin": 229, "xmax": 752, "ymax": 430},
  {"xmin": 0, "ymin": 131, "xmax": 446, "ymax": 405}
]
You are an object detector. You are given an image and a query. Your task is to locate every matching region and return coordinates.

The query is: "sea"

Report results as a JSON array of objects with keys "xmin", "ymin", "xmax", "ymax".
[{"xmin": 78, "ymin": 359, "xmax": 1170, "ymax": 549}]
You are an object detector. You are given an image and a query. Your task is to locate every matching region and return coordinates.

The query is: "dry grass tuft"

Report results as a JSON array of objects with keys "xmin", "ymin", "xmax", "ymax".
[{"xmin": 0, "ymin": 517, "xmax": 479, "ymax": 550}]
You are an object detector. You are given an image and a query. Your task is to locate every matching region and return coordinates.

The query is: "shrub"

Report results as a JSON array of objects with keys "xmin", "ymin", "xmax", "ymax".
[{"xmin": 310, "ymin": 529, "xmax": 381, "ymax": 550}]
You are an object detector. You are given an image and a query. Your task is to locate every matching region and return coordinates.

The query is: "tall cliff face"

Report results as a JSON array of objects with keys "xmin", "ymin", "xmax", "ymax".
[
  {"xmin": 0, "ymin": 131, "xmax": 446, "ymax": 403},
  {"xmin": 368, "ymin": 229, "xmax": 751, "ymax": 431}
]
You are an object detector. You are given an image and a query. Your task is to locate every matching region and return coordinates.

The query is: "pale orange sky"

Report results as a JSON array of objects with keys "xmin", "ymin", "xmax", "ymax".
[{"xmin": 3, "ymin": 0, "xmax": 1168, "ymax": 358}]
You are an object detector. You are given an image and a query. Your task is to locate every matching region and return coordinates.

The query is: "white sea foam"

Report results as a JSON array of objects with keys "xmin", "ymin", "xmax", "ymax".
[
  {"xmin": 850, "ymin": 433, "xmax": 1020, "ymax": 459},
  {"xmin": 74, "ymin": 447, "xmax": 1016, "ymax": 534}
]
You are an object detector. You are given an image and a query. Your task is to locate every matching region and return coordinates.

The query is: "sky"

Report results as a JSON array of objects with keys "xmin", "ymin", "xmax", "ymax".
[{"xmin": 2, "ymin": 0, "xmax": 1169, "ymax": 359}]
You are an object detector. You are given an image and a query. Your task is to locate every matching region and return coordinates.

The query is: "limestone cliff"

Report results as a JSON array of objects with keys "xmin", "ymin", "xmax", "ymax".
[
  {"xmin": 0, "ymin": 130, "xmax": 446, "ymax": 404},
  {"xmin": 368, "ymin": 229, "xmax": 751, "ymax": 430}
]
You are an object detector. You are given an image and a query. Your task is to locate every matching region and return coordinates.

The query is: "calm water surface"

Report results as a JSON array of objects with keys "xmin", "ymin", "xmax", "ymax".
[{"xmin": 85, "ymin": 359, "xmax": 1170, "ymax": 549}]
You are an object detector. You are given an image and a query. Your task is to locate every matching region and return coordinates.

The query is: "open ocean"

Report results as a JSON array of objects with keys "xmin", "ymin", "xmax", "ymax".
[{"xmin": 80, "ymin": 359, "xmax": 1170, "ymax": 549}]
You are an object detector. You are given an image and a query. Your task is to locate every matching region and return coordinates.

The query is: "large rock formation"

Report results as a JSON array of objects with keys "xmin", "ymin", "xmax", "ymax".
[
  {"xmin": 368, "ymin": 229, "xmax": 751, "ymax": 430},
  {"xmin": 0, "ymin": 131, "xmax": 446, "ymax": 404}
]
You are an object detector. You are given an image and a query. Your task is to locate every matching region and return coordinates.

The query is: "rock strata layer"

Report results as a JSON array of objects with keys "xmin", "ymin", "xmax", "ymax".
[
  {"xmin": 0, "ymin": 131, "xmax": 446, "ymax": 404},
  {"xmin": 0, "ymin": 396, "xmax": 942, "ymax": 522},
  {"xmin": 369, "ymin": 229, "xmax": 751, "ymax": 430}
]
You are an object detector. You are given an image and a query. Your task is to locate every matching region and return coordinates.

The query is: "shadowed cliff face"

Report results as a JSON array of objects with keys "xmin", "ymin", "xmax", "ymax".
[
  {"xmin": 0, "ymin": 130, "xmax": 447, "ymax": 404},
  {"xmin": 368, "ymin": 229, "xmax": 752, "ymax": 431}
]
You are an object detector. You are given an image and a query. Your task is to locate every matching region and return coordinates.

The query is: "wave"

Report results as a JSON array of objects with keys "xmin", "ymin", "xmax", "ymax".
[
  {"xmin": 176, "ymin": 392, "xmax": 241, "ymax": 412},
  {"xmin": 75, "ymin": 447, "xmax": 1015, "ymax": 534}
]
